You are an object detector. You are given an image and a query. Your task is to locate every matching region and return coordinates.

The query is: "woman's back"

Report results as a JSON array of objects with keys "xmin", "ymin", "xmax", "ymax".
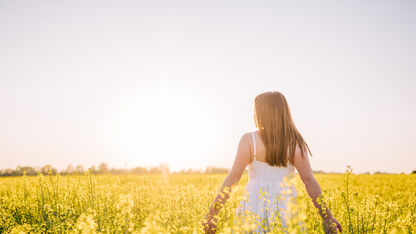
[
  {"xmin": 247, "ymin": 131, "xmax": 296, "ymax": 184},
  {"xmin": 236, "ymin": 131, "xmax": 297, "ymax": 233}
]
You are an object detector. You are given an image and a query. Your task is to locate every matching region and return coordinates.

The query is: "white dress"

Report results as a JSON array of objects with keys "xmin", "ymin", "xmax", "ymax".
[{"xmin": 235, "ymin": 132, "xmax": 298, "ymax": 233}]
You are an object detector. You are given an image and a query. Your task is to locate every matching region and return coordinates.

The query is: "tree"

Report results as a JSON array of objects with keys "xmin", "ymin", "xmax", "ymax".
[
  {"xmin": 19, "ymin": 166, "xmax": 37, "ymax": 176},
  {"xmin": 75, "ymin": 165, "xmax": 85, "ymax": 175},
  {"xmin": 131, "ymin": 166, "xmax": 147, "ymax": 174},
  {"xmin": 0, "ymin": 168, "xmax": 13, "ymax": 176},
  {"xmin": 64, "ymin": 164, "xmax": 74, "ymax": 175},
  {"xmin": 88, "ymin": 165, "xmax": 97, "ymax": 174},
  {"xmin": 204, "ymin": 166, "xmax": 229, "ymax": 174},
  {"xmin": 98, "ymin": 163, "xmax": 109, "ymax": 174},
  {"xmin": 41, "ymin": 165, "xmax": 57, "ymax": 175}
]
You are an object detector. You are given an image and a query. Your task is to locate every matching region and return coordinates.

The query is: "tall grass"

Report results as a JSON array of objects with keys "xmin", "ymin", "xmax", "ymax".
[{"xmin": 0, "ymin": 171, "xmax": 415, "ymax": 233}]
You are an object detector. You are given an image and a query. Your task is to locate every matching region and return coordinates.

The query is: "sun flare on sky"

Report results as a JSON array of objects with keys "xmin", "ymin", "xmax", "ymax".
[{"xmin": 114, "ymin": 87, "xmax": 219, "ymax": 171}]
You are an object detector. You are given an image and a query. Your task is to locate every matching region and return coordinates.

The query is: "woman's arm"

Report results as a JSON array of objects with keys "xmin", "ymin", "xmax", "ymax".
[
  {"xmin": 203, "ymin": 133, "xmax": 251, "ymax": 233},
  {"xmin": 293, "ymin": 145, "xmax": 342, "ymax": 233}
]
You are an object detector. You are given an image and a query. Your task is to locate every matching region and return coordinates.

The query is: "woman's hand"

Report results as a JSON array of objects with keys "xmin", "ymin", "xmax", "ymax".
[
  {"xmin": 323, "ymin": 215, "xmax": 342, "ymax": 233},
  {"xmin": 202, "ymin": 213, "xmax": 216, "ymax": 234},
  {"xmin": 203, "ymin": 133, "xmax": 251, "ymax": 233}
]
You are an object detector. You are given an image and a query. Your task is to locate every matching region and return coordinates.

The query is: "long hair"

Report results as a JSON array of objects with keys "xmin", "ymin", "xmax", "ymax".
[{"xmin": 254, "ymin": 91, "xmax": 312, "ymax": 166}]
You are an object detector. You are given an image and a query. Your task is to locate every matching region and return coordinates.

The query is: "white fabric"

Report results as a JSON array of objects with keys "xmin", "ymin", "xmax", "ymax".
[
  {"xmin": 235, "ymin": 131, "xmax": 298, "ymax": 233},
  {"xmin": 251, "ymin": 131, "xmax": 257, "ymax": 159}
]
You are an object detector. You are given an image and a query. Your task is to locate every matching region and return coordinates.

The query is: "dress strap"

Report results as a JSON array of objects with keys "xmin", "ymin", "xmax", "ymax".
[{"xmin": 251, "ymin": 132, "xmax": 257, "ymax": 160}]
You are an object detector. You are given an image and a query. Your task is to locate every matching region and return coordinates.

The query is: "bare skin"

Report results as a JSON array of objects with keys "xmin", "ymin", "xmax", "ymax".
[{"xmin": 203, "ymin": 131, "xmax": 342, "ymax": 233}]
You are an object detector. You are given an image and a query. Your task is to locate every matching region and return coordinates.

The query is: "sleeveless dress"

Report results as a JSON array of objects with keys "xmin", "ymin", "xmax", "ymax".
[{"xmin": 235, "ymin": 132, "xmax": 298, "ymax": 233}]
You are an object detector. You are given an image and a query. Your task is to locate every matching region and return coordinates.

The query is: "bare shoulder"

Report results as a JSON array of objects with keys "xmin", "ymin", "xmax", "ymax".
[
  {"xmin": 235, "ymin": 132, "xmax": 253, "ymax": 162},
  {"xmin": 239, "ymin": 132, "xmax": 252, "ymax": 144},
  {"xmin": 236, "ymin": 132, "xmax": 254, "ymax": 153}
]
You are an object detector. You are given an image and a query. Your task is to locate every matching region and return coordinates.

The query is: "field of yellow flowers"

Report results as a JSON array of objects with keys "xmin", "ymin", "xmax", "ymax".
[{"xmin": 0, "ymin": 171, "xmax": 415, "ymax": 233}]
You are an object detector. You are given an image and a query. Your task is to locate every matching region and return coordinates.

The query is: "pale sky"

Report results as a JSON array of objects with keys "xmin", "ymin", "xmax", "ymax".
[{"xmin": 0, "ymin": 0, "xmax": 415, "ymax": 173}]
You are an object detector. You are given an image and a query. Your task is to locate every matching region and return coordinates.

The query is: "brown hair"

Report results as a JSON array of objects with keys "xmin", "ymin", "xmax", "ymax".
[{"xmin": 254, "ymin": 91, "xmax": 312, "ymax": 166}]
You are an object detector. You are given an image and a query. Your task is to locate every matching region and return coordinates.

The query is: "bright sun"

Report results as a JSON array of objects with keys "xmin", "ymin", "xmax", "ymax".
[{"xmin": 114, "ymin": 88, "xmax": 217, "ymax": 171}]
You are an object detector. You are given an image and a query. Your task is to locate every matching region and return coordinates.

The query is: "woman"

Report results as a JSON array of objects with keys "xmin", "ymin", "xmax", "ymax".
[{"xmin": 203, "ymin": 91, "xmax": 342, "ymax": 233}]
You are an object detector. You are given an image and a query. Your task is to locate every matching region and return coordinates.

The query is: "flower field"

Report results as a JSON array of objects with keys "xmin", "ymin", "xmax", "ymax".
[{"xmin": 0, "ymin": 172, "xmax": 415, "ymax": 233}]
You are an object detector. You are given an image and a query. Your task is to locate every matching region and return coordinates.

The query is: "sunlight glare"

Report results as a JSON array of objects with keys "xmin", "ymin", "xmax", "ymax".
[{"xmin": 115, "ymin": 89, "xmax": 217, "ymax": 170}]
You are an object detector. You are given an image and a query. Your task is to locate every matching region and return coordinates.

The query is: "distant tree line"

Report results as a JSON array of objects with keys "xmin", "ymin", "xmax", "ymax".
[
  {"xmin": 0, "ymin": 163, "xmax": 231, "ymax": 177},
  {"xmin": 172, "ymin": 166, "xmax": 230, "ymax": 174},
  {"xmin": 1, "ymin": 164, "xmax": 413, "ymax": 177}
]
